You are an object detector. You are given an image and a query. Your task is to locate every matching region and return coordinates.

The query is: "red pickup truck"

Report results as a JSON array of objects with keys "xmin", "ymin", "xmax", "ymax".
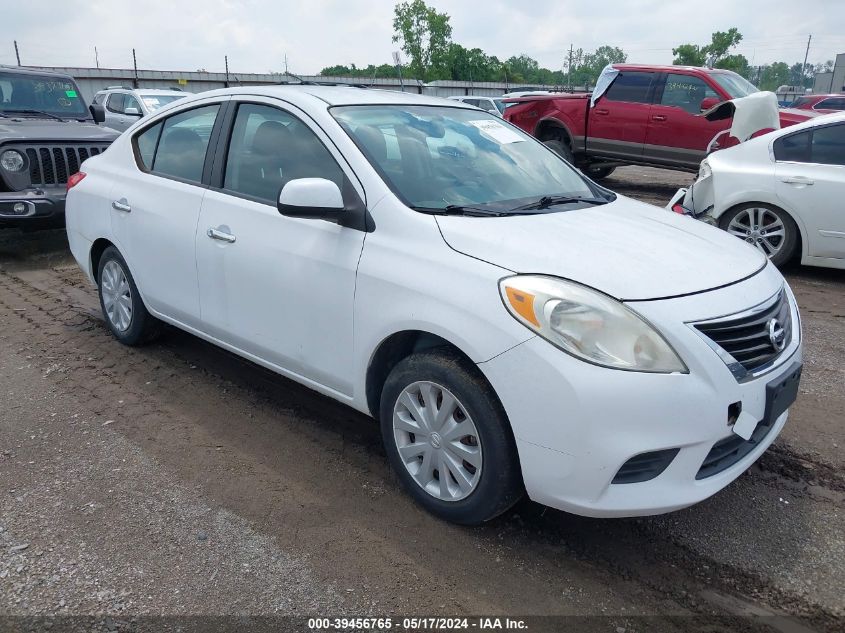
[{"xmin": 503, "ymin": 64, "xmax": 815, "ymax": 179}]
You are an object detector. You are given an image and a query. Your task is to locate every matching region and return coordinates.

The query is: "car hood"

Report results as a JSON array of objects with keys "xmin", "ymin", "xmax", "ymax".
[
  {"xmin": 435, "ymin": 197, "xmax": 766, "ymax": 301},
  {"xmin": 0, "ymin": 118, "xmax": 119, "ymax": 143}
]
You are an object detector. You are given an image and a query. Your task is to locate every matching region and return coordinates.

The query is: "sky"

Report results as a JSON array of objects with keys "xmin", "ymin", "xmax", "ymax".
[{"xmin": 3, "ymin": 0, "xmax": 844, "ymax": 76}]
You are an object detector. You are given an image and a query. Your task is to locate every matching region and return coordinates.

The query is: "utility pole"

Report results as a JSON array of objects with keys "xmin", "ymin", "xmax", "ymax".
[
  {"xmin": 224, "ymin": 55, "xmax": 230, "ymax": 87},
  {"xmin": 284, "ymin": 54, "xmax": 288, "ymax": 75},
  {"xmin": 132, "ymin": 48, "xmax": 139, "ymax": 88},
  {"xmin": 14, "ymin": 40, "xmax": 21, "ymax": 65},
  {"xmin": 94, "ymin": 46, "xmax": 100, "ymax": 69},
  {"xmin": 567, "ymin": 44, "xmax": 574, "ymax": 92},
  {"xmin": 801, "ymin": 34, "xmax": 812, "ymax": 90},
  {"xmin": 392, "ymin": 51, "xmax": 405, "ymax": 92}
]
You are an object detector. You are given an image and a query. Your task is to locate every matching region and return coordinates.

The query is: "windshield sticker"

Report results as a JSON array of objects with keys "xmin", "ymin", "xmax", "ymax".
[
  {"xmin": 467, "ymin": 119, "xmax": 524, "ymax": 144},
  {"xmin": 143, "ymin": 98, "xmax": 160, "ymax": 106},
  {"xmin": 65, "ymin": 90, "xmax": 78, "ymax": 98}
]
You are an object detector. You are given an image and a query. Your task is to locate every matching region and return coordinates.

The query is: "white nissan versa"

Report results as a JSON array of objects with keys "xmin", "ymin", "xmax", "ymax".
[{"xmin": 65, "ymin": 86, "xmax": 802, "ymax": 525}]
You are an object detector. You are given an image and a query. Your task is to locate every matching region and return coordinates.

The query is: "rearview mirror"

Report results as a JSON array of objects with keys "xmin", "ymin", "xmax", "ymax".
[
  {"xmin": 277, "ymin": 178, "xmax": 345, "ymax": 218},
  {"xmin": 124, "ymin": 107, "xmax": 141, "ymax": 116},
  {"xmin": 89, "ymin": 103, "xmax": 106, "ymax": 124},
  {"xmin": 699, "ymin": 97, "xmax": 721, "ymax": 113}
]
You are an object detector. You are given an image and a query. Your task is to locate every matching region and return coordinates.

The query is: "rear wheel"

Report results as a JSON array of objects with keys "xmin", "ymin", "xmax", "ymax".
[
  {"xmin": 719, "ymin": 203, "xmax": 798, "ymax": 268},
  {"xmin": 542, "ymin": 138, "xmax": 574, "ymax": 163},
  {"xmin": 379, "ymin": 350, "xmax": 523, "ymax": 525},
  {"xmin": 97, "ymin": 246, "xmax": 160, "ymax": 346}
]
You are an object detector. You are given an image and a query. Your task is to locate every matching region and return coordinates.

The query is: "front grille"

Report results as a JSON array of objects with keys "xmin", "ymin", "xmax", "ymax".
[
  {"xmin": 23, "ymin": 144, "xmax": 110, "ymax": 186},
  {"xmin": 694, "ymin": 290, "xmax": 792, "ymax": 373}
]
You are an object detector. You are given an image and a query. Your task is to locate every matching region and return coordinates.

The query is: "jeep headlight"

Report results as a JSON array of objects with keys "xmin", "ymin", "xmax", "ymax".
[
  {"xmin": 500, "ymin": 275, "xmax": 687, "ymax": 373},
  {"xmin": 1, "ymin": 150, "xmax": 25, "ymax": 172}
]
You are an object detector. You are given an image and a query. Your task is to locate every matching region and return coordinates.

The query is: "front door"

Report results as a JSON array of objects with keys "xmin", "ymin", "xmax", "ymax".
[
  {"xmin": 774, "ymin": 122, "xmax": 845, "ymax": 259},
  {"xmin": 195, "ymin": 99, "xmax": 366, "ymax": 395}
]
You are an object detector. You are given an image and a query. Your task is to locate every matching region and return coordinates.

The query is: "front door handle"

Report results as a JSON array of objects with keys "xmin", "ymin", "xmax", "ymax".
[
  {"xmin": 652, "ymin": 114, "xmax": 667, "ymax": 122},
  {"xmin": 781, "ymin": 176, "xmax": 814, "ymax": 186},
  {"xmin": 111, "ymin": 198, "xmax": 131, "ymax": 212},
  {"xmin": 594, "ymin": 108, "xmax": 610, "ymax": 115},
  {"xmin": 207, "ymin": 227, "xmax": 236, "ymax": 243}
]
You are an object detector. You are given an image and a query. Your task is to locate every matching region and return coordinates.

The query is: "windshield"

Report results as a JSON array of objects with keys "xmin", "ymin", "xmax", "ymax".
[
  {"xmin": 140, "ymin": 94, "xmax": 186, "ymax": 111},
  {"xmin": 0, "ymin": 71, "xmax": 88, "ymax": 118},
  {"xmin": 332, "ymin": 105, "xmax": 596, "ymax": 212},
  {"xmin": 711, "ymin": 72, "xmax": 759, "ymax": 99},
  {"xmin": 493, "ymin": 99, "xmax": 506, "ymax": 114}
]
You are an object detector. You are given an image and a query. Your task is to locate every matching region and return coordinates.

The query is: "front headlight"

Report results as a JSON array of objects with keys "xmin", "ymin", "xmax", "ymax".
[
  {"xmin": 1, "ymin": 150, "xmax": 25, "ymax": 172},
  {"xmin": 698, "ymin": 159, "xmax": 712, "ymax": 180},
  {"xmin": 500, "ymin": 275, "xmax": 688, "ymax": 373}
]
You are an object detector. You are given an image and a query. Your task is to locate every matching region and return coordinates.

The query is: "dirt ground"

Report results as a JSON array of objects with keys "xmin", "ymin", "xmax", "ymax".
[{"xmin": 1, "ymin": 166, "xmax": 843, "ymax": 632}]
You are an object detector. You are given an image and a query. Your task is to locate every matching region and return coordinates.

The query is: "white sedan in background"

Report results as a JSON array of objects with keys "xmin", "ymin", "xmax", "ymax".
[{"xmin": 669, "ymin": 112, "xmax": 845, "ymax": 269}]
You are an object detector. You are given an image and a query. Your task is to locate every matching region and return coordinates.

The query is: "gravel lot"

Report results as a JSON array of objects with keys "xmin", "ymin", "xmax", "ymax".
[{"xmin": 1, "ymin": 166, "xmax": 843, "ymax": 632}]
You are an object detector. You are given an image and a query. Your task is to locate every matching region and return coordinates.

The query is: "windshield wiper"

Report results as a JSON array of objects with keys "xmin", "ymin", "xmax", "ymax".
[
  {"xmin": 5, "ymin": 109, "xmax": 66, "ymax": 121},
  {"xmin": 418, "ymin": 204, "xmax": 518, "ymax": 217},
  {"xmin": 512, "ymin": 195, "xmax": 608, "ymax": 211}
]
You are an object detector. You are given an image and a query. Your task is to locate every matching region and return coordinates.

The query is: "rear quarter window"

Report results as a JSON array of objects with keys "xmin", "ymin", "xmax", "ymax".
[{"xmin": 604, "ymin": 72, "xmax": 655, "ymax": 104}]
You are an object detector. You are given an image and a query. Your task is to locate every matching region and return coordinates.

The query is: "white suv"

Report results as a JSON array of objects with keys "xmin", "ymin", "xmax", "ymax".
[
  {"xmin": 92, "ymin": 87, "xmax": 188, "ymax": 132},
  {"xmin": 65, "ymin": 86, "xmax": 802, "ymax": 524},
  {"xmin": 448, "ymin": 95, "xmax": 506, "ymax": 117}
]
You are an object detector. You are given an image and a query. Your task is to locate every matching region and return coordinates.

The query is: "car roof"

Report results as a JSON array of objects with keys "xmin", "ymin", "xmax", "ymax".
[
  {"xmin": 612, "ymin": 63, "xmax": 734, "ymax": 75},
  {"xmin": 0, "ymin": 65, "xmax": 74, "ymax": 80},
  {"xmin": 176, "ymin": 84, "xmax": 477, "ymax": 109}
]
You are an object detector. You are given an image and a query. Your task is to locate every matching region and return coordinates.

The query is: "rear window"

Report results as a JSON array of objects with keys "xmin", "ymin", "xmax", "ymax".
[
  {"xmin": 604, "ymin": 72, "xmax": 655, "ymax": 104},
  {"xmin": 816, "ymin": 98, "xmax": 845, "ymax": 111},
  {"xmin": 773, "ymin": 130, "xmax": 810, "ymax": 162}
]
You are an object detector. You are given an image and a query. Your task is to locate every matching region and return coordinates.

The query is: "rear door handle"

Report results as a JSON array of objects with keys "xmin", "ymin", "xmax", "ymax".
[
  {"xmin": 781, "ymin": 176, "xmax": 814, "ymax": 186},
  {"xmin": 207, "ymin": 227, "xmax": 236, "ymax": 243},
  {"xmin": 111, "ymin": 198, "xmax": 131, "ymax": 212},
  {"xmin": 594, "ymin": 108, "xmax": 610, "ymax": 115},
  {"xmin": 652, "ymin": 115, "xmax": 667, "ymax": 121}
]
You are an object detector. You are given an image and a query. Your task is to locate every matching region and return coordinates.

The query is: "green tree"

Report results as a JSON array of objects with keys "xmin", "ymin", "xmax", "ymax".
[
  {"xmin": 715, "ymin": 54, "xmax": 750, "ymax": 78},
  {"xmin": 392, "ymin": 0, "xmax": 453, "ymax": 80},
  {"xmin": 708, "ymin": 28, "xmax": 743, "ymax": 60},
  {"xmin": 673, "ymin": 28, "xmax": 743, "ymax": 67},
  {"xmin": 580, "ymin": 45, "xmax": 626, "ymax": 85},
  {"xmin": 759, "ymin": 62, "xmax": 790, "ymax": 91},
  {"xmin": 506, "ymin": 54, "xmax": 541, "ymax": 83},
  {"xmin": 672, "ymin": 44, "xmax": 708, "ymax": 66}
]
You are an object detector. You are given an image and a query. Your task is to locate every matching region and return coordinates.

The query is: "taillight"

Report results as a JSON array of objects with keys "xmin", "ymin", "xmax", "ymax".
[
  {"xmin": 671, "ymin": 203, "xmax": 686, "ymax": 214},
  {"xmin": 67, "ymin": 171, "xmax": 86, "ymax": 192}
]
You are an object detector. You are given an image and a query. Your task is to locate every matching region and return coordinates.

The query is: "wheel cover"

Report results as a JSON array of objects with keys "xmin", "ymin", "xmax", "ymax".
[
  {"xmin": 392, "ymin": 381, "xmax": 482, "ymax": 502},
  {"xmin": 101, "ymin": 260, "xmax": 133, "ymax": 332},
  {"xmin": 726, "ymin": 207, "xmax": 786, "ymax": 258}
]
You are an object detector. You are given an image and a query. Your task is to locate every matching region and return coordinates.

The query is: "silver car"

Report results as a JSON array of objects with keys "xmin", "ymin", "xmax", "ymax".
[{"xmin": 92, "ymin": 87, "xmax": 188, "ymax": 132}]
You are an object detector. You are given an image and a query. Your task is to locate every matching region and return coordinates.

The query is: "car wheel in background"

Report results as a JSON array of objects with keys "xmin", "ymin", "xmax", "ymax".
[
  {"xmin": 97, "ymin": 246, "xmax": 160, "ymax": 346},
  {"xmin": 542, "ymin": 138, "xmax": 575, "ymax": 163},
  {"xmin": 584, "ymin": 165, "xmax": 617, "ymax": 181},
  {"xmin": 379, "ymin": 350, "xmax": 523, "ymax": 525},
  {"xmin": 720, "ymin": 203, "xmax": 799, "ymax": 268}
]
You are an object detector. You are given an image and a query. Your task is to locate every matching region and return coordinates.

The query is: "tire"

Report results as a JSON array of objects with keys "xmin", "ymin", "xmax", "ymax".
[
  {"xmin": 542, "ymin": 138, "xmax": 574, "ymax": 163},
  {"xmin": 97, "ymin": 246, "xmax": 160, "ymax": 346},
  {"xmin": 584, "ymin": 165, "xmax": 616, "ymax": 181},
  {"xmin": 379, "ymin": 349, "xmax": 523, "ymax": 525},
  {"xmin": 719, "ymin": 203, "xmax": 799, "ymax": 268}
]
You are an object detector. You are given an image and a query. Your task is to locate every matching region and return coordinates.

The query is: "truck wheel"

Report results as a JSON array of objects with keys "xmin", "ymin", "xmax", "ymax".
[
  {"xmin": 543, "ymin": 139, "xmax": 574, "ymax": 163},
  {"xmin": 379, "ymin": 349, "xmax": 523, "ymax": 525},
  {"xmin": 585, "ymin": 166, "xmax": 616, "ymax": 181},
  {"xmin": 719, "ymin": 203, "xmax": 799, "ymax": 268}
]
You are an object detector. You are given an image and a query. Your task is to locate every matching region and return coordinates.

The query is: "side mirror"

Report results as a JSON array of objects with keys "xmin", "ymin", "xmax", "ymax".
[
  {"xmin": 124, "ymin": 107, "xmax": 141, "ymax": 116},
  {"xmin": 699, "ymin": 97, "xmax": 721, "ymax": 113},
  {"xmin": 277, "ymin": 178, "xmax": 345, "ymax": 218},
  {"xmin": 89, "ymin": 103, "xmax": 106, "ymax": 124}
]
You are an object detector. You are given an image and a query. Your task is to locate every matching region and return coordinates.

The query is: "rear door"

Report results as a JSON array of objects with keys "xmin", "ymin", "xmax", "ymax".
[
  {"xmin": 644, "ymin": 72, "xmax": 728, "ymax": 169},
  {"xmin": 110, "ymin": 98, "xmax": 227, "ymax": 326},
  {"xmin": 588, "ymin": 70, "xmax": 657, "ymax": 161},
  {"xmin": 774, "ymin": 122, "xmax": 845, "ymax": 260},
  {"xmin": 104, "ymin": 92, "xmax": 129, "ymax": 131}
]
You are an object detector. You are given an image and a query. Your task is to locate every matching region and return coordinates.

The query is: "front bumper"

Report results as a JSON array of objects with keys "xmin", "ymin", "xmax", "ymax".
[
  {"xmin": 478, "ymin": 264, "xmax": 801, "ymax": 517},
  {"xmin": 0, "ymin": 187, "xmax": 66, "ymax": 224}
]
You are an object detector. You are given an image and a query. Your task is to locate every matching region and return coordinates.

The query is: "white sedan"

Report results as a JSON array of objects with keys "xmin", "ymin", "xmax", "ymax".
[
  {"xmin": 669, "ymin": 112, "xmax": 845, "ymax": 269},
  {"xmin": 65, "ymin": 85, "xmax": 801, "ymax": 524}
]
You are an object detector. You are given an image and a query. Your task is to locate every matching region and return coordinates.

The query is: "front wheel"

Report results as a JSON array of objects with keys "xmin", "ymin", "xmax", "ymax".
[
  {"xmin": 584, "ymin": 165, "xmax": 616, "ymax": 181},
  {"xmin": 97, "ymin": 246, "xmax": 160, "ymax": 346},
  {"xmin": 379, "ymin": 350, "xmax": 523, "ymax": 525},
  {"xmin": 719, "ymin": 203, "xmax": 798, "ymax": 268}
]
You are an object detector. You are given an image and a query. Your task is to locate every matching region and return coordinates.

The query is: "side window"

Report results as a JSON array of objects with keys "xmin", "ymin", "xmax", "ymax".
[
  {"xmin": 92, "ymin": 93, "xmax": 105, "ymax": 105},
  {"xmin": 817, "ymin": 98, "xmax": 845, "ymax": 111},
  {"xmin": 149, "ymin": 104, "xmax": 220, "ymax": 182},
  {"xmin": 106, "ymin": 93, "xmax": 125, "ymax": 113},
  {"xmin": 124, "ymin": 95, "xmax": 141, "ymax": 113},
  {"xmin": 810, "ymin": 124, "xmax": 845, "ymax": 166},
  {"xmin": 463, "ymin": 99, "xmax": 480, "ymax": 107},
  {"xmin": 660, "ymin": 73, "xmax": 719, "ymax": 113},
  {"xmin": 773, "ymin": 130, "xmax": 811, "ymax": 162},
  {"xmin": 223, "ymin": 103, "xmax": 344, "ymax": 204},
  {"xmin": 135, "ymin": 122, "xmax": 163, "ymax": 170},
  {"xmin": 479, "ymin": 99, "xmax": 498, "ymax": 112},
  {"xmin": 604, "ymin": 72, "xmax": 655, "ymax": 104}
]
